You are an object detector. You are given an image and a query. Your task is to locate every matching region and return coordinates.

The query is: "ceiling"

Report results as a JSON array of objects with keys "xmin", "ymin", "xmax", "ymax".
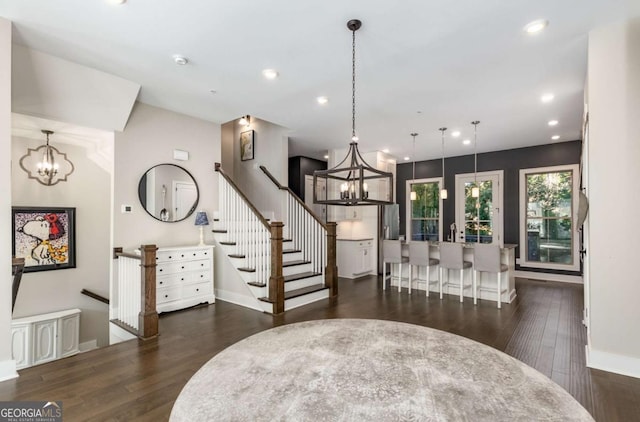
[{"xmin": 2, "ymin": 0, "xmax": 639, "ymax": 162}]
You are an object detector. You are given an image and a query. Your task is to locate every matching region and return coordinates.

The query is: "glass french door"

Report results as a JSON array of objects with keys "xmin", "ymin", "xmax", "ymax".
[{"xmin": 455, "ymin": 171, "xmax": 503, "ymax": 245}]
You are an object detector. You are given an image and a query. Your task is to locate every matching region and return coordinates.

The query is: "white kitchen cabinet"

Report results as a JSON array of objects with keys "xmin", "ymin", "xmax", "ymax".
[
  {"xmin": 337, "ymin": 238, "xmax": 374, "ymax": 278},
  {"xmin": 11, "ymin": 308, "xmax": 81, "ymax": 370},
  {"xmin": 156, "ymin": 245, "xmax": 215, "ymax": 313}
]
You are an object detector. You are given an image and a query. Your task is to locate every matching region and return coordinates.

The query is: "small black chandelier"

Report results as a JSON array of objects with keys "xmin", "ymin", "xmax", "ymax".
[{"xmin": 313, "ymin": 19, "xmax": 394, "ymax": 206}]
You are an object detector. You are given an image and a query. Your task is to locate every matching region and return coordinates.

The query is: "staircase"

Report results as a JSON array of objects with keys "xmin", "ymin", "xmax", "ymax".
[{"xmin": 213, "ymin": 163, "xmax": 337, "ymax": 314}]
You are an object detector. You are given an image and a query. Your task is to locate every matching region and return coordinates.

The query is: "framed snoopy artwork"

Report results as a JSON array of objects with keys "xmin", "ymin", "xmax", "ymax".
[{"xmin": 12, "ymin": 206, "xmax": 76, "ymax": 273}]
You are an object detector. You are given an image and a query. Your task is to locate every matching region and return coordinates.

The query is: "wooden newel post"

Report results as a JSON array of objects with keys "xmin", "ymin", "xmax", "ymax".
[
  {"xmin": 325, "ymin": 222, "xmax": 338, "ymax": 297},
  {"xmin": 139, "ymin": 244, "xmax": 159, "ymax": 340},
  {"xmin": 269, "ymin": 222, "xmax": 285, "ymax": 315}
]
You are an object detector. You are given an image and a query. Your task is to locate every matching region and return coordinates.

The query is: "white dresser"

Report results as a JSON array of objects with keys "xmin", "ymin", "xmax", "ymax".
[
  {"xmin": 11, "ymin": 308, "xmax": 81, "ymax": 370},
  {"xmin": 156, "ymin": 245, "xmax": 215, "ymax": 313}
]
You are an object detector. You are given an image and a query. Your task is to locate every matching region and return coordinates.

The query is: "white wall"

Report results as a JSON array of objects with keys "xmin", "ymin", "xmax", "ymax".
[
  {"xmin": 586, "ymin": 17, "xmax": 640, "ymax": 378},
  {"xmin": 221, "ymin": 117, "xmax": 289, "ymax": 220},
  {"xmin": 11, "ymin": 138, "xmax": 111, "ymax": 347},
  {"xmin": 0, "ymin": 17, "xmax": 16, "ymax": 382},
  {"xmin": 114, "ymin": 102, "xmax": 220, "ymax": 249},
  {"xmin": 11, "ymin": 45, "xmax": 140, "ymax": 132}
]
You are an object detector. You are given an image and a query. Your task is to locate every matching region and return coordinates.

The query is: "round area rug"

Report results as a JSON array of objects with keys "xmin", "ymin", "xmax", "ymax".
[{"xmin": 170, "ymin": 319, "xmax": 594, "ymax": 421}]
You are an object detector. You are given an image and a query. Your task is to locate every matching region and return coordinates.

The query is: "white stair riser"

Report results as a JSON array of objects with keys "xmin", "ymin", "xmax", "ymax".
[
  {"xmin": 284, "ymin": 288, "xmax": 330, "ymax": 311},
  {"xmin": 283, "ymin": 263, "xmax": 314, "ymax": 277},
  {"xmin": 283, "ymin": 251, "xmax": 303, "ymax": 262},
  {"xmin": 285, "ymin": 275, "xmax": 324, "ymax": 291}
]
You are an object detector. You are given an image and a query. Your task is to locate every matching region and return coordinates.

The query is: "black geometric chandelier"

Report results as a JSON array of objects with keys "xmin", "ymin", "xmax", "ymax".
[{"xmin": 313, "ymin": 19, "xmax": 394, "ymax": 206}]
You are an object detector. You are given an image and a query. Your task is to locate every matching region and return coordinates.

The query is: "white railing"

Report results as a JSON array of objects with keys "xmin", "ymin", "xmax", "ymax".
[
  {"xmin": 112, "ymin": 254, "xmax": 141, "ymax": 331},
  {"xmin": 219, "ymin": 173, "xmax": 271, "ymax": 287},
  {"xmin": 260, "ymin": 166, "xmax": 327, "ymax": 279},
  {"xmin": 285, "ymin": 193, "xmax": 327, "ymax": 276}
]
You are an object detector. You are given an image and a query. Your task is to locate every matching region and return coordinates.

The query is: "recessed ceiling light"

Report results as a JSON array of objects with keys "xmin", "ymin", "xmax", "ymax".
[
  {"xmin": 524, "ymin": 19, "xmax": 548, "ymax": 34},
  {"xmin": 382, "ymin": 148, "xmax": 389, "ymax": 153},
  {"xmin": 323, "ymin": 154, "xmax": 329, "ymax": 159},
  {"xmin": 262, "ymin": 69, "xmax": 279, "ymax": 80},
  {"xmin": 209, "ymin": 90, "xmax": 217, "ymax": 94},
  {"xmin": 404, "ymin": 156, "xmax": 410, "ymax": 161},
  {"xmin": 548, "ymin": 120, "xmax": 559, "ymax": 126},
  {"xmin": 173, "ymin": 55, "xmax": 188, "ymax": 65},
  {"xmin": 317, "ymin": 96, "xmax": 328, "ymax": 105},
  {"xmin": 451, "ymin": 131, "xmax": 461, "ymax": 138},
  {"xmin": 551, "ymin": 135, "xmax": 560, "ymax": 140},
  {"xmin": 541, "ymin": 93, "xmax": 555, "ymax": 103},
  {"xmin": 463, "ymin": 139, "xmax": 471, "ymax": 145}
]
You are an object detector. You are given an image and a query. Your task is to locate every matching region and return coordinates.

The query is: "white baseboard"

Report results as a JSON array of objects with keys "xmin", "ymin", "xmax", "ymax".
[
  {"xmin": 514, "ymin": 270, "xmax": 583, "ymax": 284},
  {"xmin": 214, "ymin": 289, "xmax": 263, "ymax": 312},
  {"xmin": 0, "ymin": 359, "xmax": 18, "ymax": 383},
  {"xmin": 79, "ymin": 339, "xmax": 98, "ymax": 352},
  {"xmin": 586, "ymin": 345, "xmax": 640, "ymax": 379}
]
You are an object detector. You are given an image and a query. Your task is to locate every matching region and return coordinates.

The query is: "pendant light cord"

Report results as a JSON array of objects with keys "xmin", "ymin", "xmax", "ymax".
[
  {"xmin": 351, "ymin": 26, "xmax": 357, "ymax": 141},
  {"xmin": 472, "ymin": 121, "xmax": 480, "ymax": 184},
  {"xmin": 439, "ymin": 127, "xmax": 447, "ymax": 186},
  {"xmin": 411, "ymin": 133, "xmax": 417, "ymax": 180}
]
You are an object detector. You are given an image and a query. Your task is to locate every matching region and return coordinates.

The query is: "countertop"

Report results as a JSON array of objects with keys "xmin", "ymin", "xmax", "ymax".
[{"xmin": 337, "ymin": 238, "xmax": 374, "ymax": 242}]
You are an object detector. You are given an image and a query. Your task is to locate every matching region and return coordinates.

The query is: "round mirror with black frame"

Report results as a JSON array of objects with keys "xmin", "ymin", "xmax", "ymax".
[{"xmin": 138, "ymin": 164, "xmax": 199, "ymax": 223}]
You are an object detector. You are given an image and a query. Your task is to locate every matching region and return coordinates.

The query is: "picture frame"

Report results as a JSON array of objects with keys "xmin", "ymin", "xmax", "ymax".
[
  {"xmin": 240, "ymin": 130, "xmax": 255, "ymax": 161},
  {"xmin": 12, "ymin": 206, "xmax": 76, "ymax": 273}
]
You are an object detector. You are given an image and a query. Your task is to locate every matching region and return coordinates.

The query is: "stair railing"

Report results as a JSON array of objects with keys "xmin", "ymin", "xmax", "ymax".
[
  {"xmin": 215, "ymin": 163, "xmax": 285, "ymax": 313},
  {"xmin": 111, "ymin": 245, "xmax": 158, "ymax": 340},
  {"xmin": 259, "ymin": 166, "xmax": 337, "ymax": 297}
]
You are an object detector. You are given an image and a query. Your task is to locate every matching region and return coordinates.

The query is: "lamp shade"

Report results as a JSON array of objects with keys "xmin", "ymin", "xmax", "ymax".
[{"xmin": 194, "ymin": 211, "xmax": 209, "ymax": 226}]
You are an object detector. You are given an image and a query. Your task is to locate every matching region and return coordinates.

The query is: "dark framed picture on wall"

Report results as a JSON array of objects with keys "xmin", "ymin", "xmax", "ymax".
[
  {"xmin": 240, "ymin": 130, "xmax": 255, "ymax": 161},
  {"xmin": 12, "ymin": 206, "xmax": 76, "ymax": 273}
]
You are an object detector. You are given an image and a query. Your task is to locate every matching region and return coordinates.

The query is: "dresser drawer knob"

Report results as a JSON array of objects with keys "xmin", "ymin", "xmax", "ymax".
[
  {"xmin": 181, "ymin": 266, "xmax": 185, "ymax": 269},
  {"xmin": 164, "ymin": 295, "xmax": 168, "ymax": 298},
  {"xmin": 196, "ymin": 288, "xmax": 199, "ymax": 292},
  {"xmin": 159, "ymin": 269, "xmax": 163, "ymax": 272},
  {"xmin": 160, "ymin": 281, "xmax": 163, "ymax": 285}
]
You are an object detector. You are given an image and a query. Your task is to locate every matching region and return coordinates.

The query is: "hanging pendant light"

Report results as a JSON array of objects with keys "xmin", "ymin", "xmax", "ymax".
[
  {"xmin": 471, "ymin": 121, "xmax": 480, "ymax": 198},
  {"xmin": 19, "ymin": 129, "xmax": 74, "ymax": 186},
  {"xmin": 410, "ymin": 133, "xmax": 418, "ymax": 201},
  {"xmin": 312, "ymin": 19, "xmax": 394, "ymax": 206},
  {"xmin": 439, "ymin": 127, "xmax": 448, "ymax": 200}
]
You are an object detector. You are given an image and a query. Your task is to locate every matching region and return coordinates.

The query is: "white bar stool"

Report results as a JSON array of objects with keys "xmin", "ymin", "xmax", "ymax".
[
  {"xmin": 438, "ymin": 242, "xmax": 473, "ymax": 302},
  {"xmin": 472, "ymin": 243, "xmax": 509, "ymax": 308},
  {"xmin": 382, "ymin": 240, "xmax": 409, "ymax": 291},
  {"xmin": 408, "ymin": 242, "xmax": 440, "ymax": 296}
]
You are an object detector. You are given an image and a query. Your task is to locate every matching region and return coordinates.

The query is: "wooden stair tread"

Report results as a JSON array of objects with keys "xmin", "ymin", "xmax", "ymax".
[
  {"xmin": 282, "ymin": 260, "xmax": 311, "ymax": 267},
  {"xmin": 283, "ymin": 239, "xmax": 292, "ymax": 242},
  {"xmin": 219, "ymin": 241, "xmax": 236, "ymax": 245},
  {"xmin": 284, "ymin": 284, "xmax": 329, "ymax": 300},
  {"xmin": 282, "ymin": 249, "xmax": 301, "ymax": 254},
  {"xmin": 248, "ymin": 281, "xmax": 266, "ymax": 287},
  {"xmin": 212, "ymin": 229, "xmax": 227, "ymax": 233},
  {"xmin": 228, "ymin": 254, "xmax": 245, "ymax": 259},
  {"xmin": 258, "ymin": 284, "xmax": 327, "ymax": 302},
  {"xmin": 284, "ymin": 271, "xmax": 321, "ymax": 282},
  {"xmin": 238, "ymin": 267, "xmax": 256, "ymax": 273}
]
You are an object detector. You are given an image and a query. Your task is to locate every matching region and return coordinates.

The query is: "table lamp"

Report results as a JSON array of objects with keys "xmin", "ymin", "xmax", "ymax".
[{"xmin": 194, "ymin": 211, "xmax": 209, "ymax": 246}]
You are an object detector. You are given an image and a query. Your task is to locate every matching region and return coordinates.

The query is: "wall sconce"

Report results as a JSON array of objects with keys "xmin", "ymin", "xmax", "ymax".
[
  {"xmin": 239, "ymin": 115, "xmax": 250, "ymax": 126},
  {"xmin": 19, "ymin": 130, "xmax": 74, "ymax": 186}
]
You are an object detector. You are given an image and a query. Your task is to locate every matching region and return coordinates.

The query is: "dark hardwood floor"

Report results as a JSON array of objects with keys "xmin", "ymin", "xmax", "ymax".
[{"xmin": 1, "ymin": 277, "xmax": 639, "ymax": 421}]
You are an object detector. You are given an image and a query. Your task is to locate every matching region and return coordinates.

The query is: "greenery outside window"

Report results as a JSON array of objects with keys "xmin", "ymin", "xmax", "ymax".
[
  {"xmin": 406, "ymin": 178, "xmax": 442, "ymax": 241},
  {"xmin": 519, "ymin": 164, "xmax": 580, "ymax": 271}
]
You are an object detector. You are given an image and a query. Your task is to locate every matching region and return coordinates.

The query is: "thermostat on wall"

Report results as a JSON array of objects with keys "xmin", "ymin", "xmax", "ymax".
[
  {"xmin": 174, "ymin": 149, "xmax": 189, "ymax": 161},
  {"xmin": 121, "ymin": 204, "xmax": 133, "ymax": 213}
]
